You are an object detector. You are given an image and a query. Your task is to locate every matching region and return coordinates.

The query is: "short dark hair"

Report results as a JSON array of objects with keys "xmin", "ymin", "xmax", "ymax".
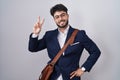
[{"xmin": 50, "ymin": 4, "xmax": 68, "ymax": 16}]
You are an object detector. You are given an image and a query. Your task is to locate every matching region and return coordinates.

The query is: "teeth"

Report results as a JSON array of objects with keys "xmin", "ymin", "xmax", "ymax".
[{"xmin": 60, "ymin": 22, "xmax": 64, "ymax": 25}]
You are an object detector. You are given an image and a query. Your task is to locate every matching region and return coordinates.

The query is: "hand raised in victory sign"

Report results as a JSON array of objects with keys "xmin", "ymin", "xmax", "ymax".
[{"xmin": 33, "ymin": 16, "xmax": 44, "ymax": 35}]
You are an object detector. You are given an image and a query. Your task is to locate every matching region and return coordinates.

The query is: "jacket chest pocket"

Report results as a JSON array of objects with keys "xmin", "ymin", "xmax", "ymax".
[{"xmin": 65, "ymin": 42, "xmax": 81, "ymax": 54}]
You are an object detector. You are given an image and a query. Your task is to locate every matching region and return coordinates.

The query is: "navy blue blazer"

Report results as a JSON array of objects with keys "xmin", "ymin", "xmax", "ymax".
[{"xmin": 28, "ymin": 26, "xmax": 101, "ymax": 80}]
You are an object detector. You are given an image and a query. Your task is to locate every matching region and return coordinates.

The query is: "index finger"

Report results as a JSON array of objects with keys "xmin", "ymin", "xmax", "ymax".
[{"xmin": 37, "ymin": 16, "xmax": 40, "ymax": 23}]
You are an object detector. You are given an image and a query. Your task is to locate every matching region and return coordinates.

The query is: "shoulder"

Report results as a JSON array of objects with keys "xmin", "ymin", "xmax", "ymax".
[
  {"xmin": 76, "ymin": 29, "xmax": 90, "ymax": 41},
  {"xmin": 77, "ymin": 29, "xmax": 86, "ymax": 36},
  {"xmin": 44, "ymin": 29, "xmax": 58, "ymax": 37}
]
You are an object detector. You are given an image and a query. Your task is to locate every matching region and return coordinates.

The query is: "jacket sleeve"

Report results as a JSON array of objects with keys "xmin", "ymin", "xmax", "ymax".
[
  {"xmin": 80, "ymin": 30, "xmax": 101, "ymax": 72},
  {"xmin": 28, "ymin": 33, "xmax": 47, "ymax": 52}
]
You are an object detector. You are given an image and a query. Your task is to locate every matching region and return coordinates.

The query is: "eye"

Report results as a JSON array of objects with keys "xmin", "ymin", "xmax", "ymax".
[
  {"xmin": 54, "ymin": 13, "xmax": 67, "ymax": 20},
  {"xmin": 61, "ymin": 13, "xmax": 66, "ymax": 17},
  {"xmin": 54, "ymin": 16, "xmax": 59, "ymax": 19}
]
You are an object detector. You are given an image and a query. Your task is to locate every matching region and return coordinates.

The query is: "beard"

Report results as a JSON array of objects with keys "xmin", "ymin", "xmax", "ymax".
[{"xmin": 57, "ymin": 20, "xmax": 69, "ymax": 28}]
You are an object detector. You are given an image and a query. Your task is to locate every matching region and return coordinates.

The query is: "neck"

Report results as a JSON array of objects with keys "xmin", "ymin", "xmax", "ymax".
[{"xmin": 58, "ymin": 24, "xmax": 69, "ymax": 33}]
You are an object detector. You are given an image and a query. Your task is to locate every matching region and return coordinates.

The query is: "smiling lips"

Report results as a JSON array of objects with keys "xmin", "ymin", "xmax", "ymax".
[{"xmin": 59, "ymin": 20, "xmax": 65, "ymax": 24}]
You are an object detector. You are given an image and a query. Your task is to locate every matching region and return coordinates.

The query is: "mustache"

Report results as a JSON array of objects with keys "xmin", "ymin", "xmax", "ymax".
[{"xmin": 59, "ymin": 20, "xmax": 65, "ymax": 23}]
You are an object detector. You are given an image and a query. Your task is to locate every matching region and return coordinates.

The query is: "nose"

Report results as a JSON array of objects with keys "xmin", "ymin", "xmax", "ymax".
[{"xmin": 58, "ymin": 16, "xmax": 63, "ymax": 21}]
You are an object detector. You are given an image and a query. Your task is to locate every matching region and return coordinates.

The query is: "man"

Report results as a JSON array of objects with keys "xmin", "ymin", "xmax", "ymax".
[{"xmin": 28, "ymin": 4, "xmax": 101, "ymax": 80}]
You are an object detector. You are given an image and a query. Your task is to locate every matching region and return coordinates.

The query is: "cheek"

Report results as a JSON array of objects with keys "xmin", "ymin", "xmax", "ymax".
[
  {"xmin": 54, "ymin": 19, "xmax": 57, "ymax": 23},
  {"xmin": 54, "ymin": 20, "xmax": 59, "ymax": 25},
  {"xmin": 65, "ymin": 16, "xmax": 69, "ymax": 20},
  {"xmin": 63, "ymin": 16, "xmax": 68, "ymax": 22}
]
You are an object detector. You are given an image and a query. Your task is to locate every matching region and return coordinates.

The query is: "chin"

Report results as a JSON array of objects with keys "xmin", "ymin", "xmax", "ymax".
[
  {"xmin": 58, "ymin": 25, "xmax": 67, "ymax": 28},
  {"xmin": 57, "ymin": 24, "xmax": 68, "ymax": 28}
]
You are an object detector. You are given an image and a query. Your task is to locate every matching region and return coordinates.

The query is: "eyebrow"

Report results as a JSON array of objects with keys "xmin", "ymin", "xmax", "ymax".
[{"xmin": 54, "ymin": 12, "xmax": 66, "ymax": 17}]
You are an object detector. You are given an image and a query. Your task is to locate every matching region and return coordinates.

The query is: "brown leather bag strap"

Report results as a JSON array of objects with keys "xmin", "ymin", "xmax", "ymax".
[{"xmin": 50, "ymin": 29, "xmax": 79, "ymax": 66}]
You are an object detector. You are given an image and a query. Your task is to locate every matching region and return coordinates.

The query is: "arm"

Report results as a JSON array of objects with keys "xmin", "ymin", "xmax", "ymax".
[
  {"xmin": 28, "ymin": 16, "xmax": 46, "ymax": 52},
  {"xmin": 28, "ymin": 33, "xmax": 46, "ymax": 52},
  {"xmin": 81, "ymin": 30, "xmax": 101, "ymax": 72},
  {"xmin": 70, "ymin": 30, "xmax": 101, "ymax": 79}
]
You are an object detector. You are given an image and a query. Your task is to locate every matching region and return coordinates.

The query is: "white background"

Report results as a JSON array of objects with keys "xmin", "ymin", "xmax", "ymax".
[{"xmin": 0, "ymin": 0, "xmax": 120, "ymax": 80}]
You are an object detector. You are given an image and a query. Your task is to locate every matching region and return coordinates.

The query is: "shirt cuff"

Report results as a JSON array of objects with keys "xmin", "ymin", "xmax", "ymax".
[
  {"xmin": 81, "ymin": 67, "xmax": 86, "ymax": 72},
  {"xmin": 32, "ymin": 33, "xmax": 38, "ymax": 38}
]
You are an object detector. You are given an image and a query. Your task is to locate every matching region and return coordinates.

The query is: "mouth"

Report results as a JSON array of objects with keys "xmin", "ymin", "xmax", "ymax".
[
  {"xmin": 60, "ymin": 21, "xmax": 65, "ymax": 24},
  {"xmin": 59, "ymin": 20, "xmax": 65, "ymax": 24}
]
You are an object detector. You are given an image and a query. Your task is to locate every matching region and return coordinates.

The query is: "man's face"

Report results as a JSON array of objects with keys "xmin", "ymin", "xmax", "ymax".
[{"xmin": 53, "ymin": 11, "xmax": 69, "ymax": 28}]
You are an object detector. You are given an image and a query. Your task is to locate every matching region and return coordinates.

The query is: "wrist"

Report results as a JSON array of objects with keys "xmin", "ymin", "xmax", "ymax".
[
  {"xmin": 32, "ymin": 33, "xmax": 39, "ymax": 38},
  {"xmin": 81, "ymin": 67, "xmax": 86, "ymax": 72}
]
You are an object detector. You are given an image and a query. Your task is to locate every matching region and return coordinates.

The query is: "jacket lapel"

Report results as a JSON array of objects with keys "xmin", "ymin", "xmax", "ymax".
[
  {"xmin": 65, "ymin": 26, "xmax": 75, "ymax": 43},
  {"xmin": 53, "ymin": 29, "xmax": 61, "ymax": 51}
]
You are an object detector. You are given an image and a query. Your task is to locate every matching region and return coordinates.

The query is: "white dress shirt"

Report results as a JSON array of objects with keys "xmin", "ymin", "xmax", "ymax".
[{"xmin": 57, "ymin": 26, "xmax": 70, "ymax": 80}]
